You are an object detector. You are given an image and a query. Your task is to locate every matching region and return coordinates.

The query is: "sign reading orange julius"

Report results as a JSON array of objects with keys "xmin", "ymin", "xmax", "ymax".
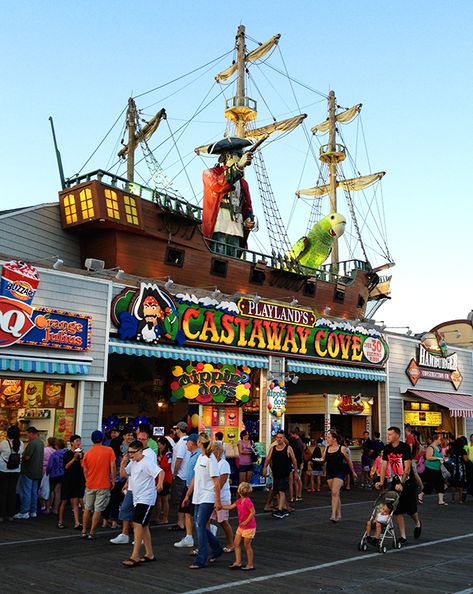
[{"xmin": 0, "ymin": 260, "xmax": 91, "ymax": 351}]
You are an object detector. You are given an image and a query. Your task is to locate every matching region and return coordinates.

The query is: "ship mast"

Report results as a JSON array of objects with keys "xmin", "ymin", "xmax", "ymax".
[
  {"xmin": 126, "ymin": 98, "xmax": 137, "ymax": 182},
  {"xmin": 319, "ymin": 90, "xmax": 347, "ymax": 269},
  {"xmin": 224, "ymin": 25, "xmax": 257, "ymax": 137}
]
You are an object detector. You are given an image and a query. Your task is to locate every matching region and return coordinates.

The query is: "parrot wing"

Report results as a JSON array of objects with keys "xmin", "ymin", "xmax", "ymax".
[{"xmin": 288, "ymin": 236, "xmax": 309, "ymax": 260}]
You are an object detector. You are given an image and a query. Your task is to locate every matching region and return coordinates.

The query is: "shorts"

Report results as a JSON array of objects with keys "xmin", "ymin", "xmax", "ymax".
[
  {"xmin": 83, "ymin": 488, "xmax": 111, "ymax": 513},
  {"xmin": 49, "ymin": 476, "xmax": 63, "ymax": 489},
  {"xmin": 61, "ymin": 479, "xmax": 85, "ymax": 501},
  {"xmin": 272, "ymin": 475, "xmax": 289, "ymax": 493},
  {"xmin": 393, "ymin": 483, "xmax": 417, "ymax": 516},
  {"xmin": 133, "ymin": 503, "xmax": 154, "ymax": 526},
  {"xmin": 179, "ymin": 486, "xmax": 194, "ymax": 515},
  {"xmin": 159, "ymin": 482, "xmax": 171, "ymax": 496},
  {"xmin": 326, "ymin": 473, "xmax": 345, "ymax": 481},
  {"xmin": 239, "ymin": 464, "xmax": 253, "ymax": 473},
  {"xmin": 119, "ymin": 490, "xmax": 134, "ymax": 521},
  {"xmin": 236, "ymin": 526, "xmax": 256, "ymax": 539},
  {"xmin": 170, "ymin": 476, "xmax": 186, "ymax": 506},
  {"xmin": 312, "ymin": 470, "xmax": 323, "ymax": 477},
  {"xmin": 211, "ymin": 501, "xmax": 230, "ymax": 523},
  {"xmin": 363, "ymin": 465, "xmax": 371, "ymax": 473}
]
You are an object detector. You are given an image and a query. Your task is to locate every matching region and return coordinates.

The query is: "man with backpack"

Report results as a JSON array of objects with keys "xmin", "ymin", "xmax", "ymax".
[{"xmin": 15, "ymin": 427, "xmax": 44, "ymax": 519}]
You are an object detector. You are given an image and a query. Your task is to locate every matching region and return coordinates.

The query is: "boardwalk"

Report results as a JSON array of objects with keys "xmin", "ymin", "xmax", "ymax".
[{"xmin": 1, "ymin": 488, "xmax": 473, "ymax": 593}]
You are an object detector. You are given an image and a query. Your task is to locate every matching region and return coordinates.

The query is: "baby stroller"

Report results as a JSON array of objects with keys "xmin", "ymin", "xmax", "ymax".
[{"xmin": 358, "ymin": 490, "xmax": 401, "ymax": 554}]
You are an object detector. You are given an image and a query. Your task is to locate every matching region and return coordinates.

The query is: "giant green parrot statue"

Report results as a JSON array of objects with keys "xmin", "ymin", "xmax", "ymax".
[{"xmin": 287, "ymin": 213, "xmax": 346, "ymax": 269}]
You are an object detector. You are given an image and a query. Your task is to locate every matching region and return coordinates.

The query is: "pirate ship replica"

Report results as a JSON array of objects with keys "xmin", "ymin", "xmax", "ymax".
[{"xmin": 57, "ymin": 25, "xmax": 393, "ymax": 320}]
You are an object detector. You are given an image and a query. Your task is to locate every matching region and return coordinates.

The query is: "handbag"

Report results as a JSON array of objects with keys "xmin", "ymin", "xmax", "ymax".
[
  {"xmin": 250, "ymin": 448, "xmax": 258, "ymax": 463},
  {"xmin": 440, "ymin": 462, "xmax": 451, "ymax": 480}
]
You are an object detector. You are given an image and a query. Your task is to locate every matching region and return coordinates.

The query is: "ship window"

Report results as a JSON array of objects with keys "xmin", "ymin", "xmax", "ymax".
[
  {"xmin": 250, "ymin": 268, "xmax": 265, "ymax": 285},
  {"xmin": 63, "ymin": 194, "xmax": 78, "ymax": 224},
  {"xmin": 79, "ymin": 188, "xmax": 95, "ymax": 219},
  {"xmin": 334, "ymin": 282, "xmax": 346, "ymax": 303},
  {"xmin": 210, "ymin": 258, "xmax": 228, "ymax": 278},
  {"xmin": 124, "ymin": 195, "xmax": 140, "ymax": 225},
  {"xmin": 104, "ymin": 189, "xmax": 121, "ymax": 220},
  {"xmin": 165, "ymin": 247, "xmax": 185, "ymax": 267}
]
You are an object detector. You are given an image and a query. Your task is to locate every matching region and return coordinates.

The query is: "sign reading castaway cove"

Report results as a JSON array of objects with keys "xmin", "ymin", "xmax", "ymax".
[
  {"xmin": 0, "ymin": 260, "xmax": 91, "ymax": 351},
  {"xmin": 112, "ymin": 286, "xmax": 388, "ymax": 366}
]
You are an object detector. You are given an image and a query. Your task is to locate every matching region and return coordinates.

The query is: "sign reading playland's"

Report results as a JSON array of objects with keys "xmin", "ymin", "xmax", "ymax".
[
  {"xmin": 111, "ymin": 285, "xmax": 388, "ymax": 366},
  {"xmin": 0, "ymin": 261, "xmax": 91, "ymax": 351}
]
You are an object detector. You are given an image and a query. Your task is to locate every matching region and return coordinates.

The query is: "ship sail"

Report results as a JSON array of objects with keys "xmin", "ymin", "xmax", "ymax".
[
  {"xmin": 245, "ymin": 114, "xmax": 307, "ymax": 140},
  {"xmin": 297, "ymin": 172, "xmax": 385, "ymax": 197},
  {"xmin": 311, "ymin": 103, "xmax": 362, "ymax": 134},
  {"xmin": 118, "ymin": 108, "xmax": 166, "ymax": 158},
  {"xmin": 215, "ymin": 34, "xmax": 281, "ymax": 82}
]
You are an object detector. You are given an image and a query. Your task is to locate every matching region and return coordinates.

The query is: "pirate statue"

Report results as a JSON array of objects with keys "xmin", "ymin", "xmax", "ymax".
[{"xmin": 202, "ymin": 137, "xmax": 255, "ymax": 257}]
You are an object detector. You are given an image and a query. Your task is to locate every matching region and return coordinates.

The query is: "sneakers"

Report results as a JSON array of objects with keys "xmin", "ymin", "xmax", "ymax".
[
  {"xmin": 30, "ymin": 513, "xmax": 37, "ymax": 518},
  {"xmin": 174, "ymin": 535, "xmax": 194, "ymax": 548},
  {"xmin": 272, "ymin": 510, "xmax": 288, "ymax": 518},
  {"xmin": 209, "ymin": 524, "xmax": 218, "ymax": 536},
  {"xmin": 13, "ymin": 513, "xmax": 30, "ymax": 520},
  {"xmin": 110, "ymin": 533, "xmax": 130, "ymax": 545},
  {"xmin": 398, "ymin": 537, "xmax": 407, "ymax": 545}
]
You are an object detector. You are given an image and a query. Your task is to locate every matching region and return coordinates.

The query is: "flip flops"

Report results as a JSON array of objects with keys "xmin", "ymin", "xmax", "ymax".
[
  {"xmin": 228, "ymin": 564, "xmax": 242, "ymax": 570},
  {"xmin": 122, "ymin": 558, "xmax": 141, "ymax": 568},
  {"xmin": 241, "ymin": 566, "xmax": 255, "ymax": 571},
  {"xmin": 139, "ymin": 556, "xmax": 157, "ymax": 563}
]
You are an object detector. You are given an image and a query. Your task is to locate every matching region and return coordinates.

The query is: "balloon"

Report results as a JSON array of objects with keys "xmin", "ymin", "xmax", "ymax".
[{"xmin": 191, "ymin": 413, "xmax": 199, "ymax": 427}]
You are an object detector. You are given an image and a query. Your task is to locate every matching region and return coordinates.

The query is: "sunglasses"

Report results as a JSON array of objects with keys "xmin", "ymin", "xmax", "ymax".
[{"xmin": 128, "ymin": 450, "xmax": 138, "ymax": 455}]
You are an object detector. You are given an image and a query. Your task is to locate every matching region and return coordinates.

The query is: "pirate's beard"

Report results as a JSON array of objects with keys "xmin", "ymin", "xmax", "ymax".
[{"xmin": 145, "ymin": 315, "xmax": 158, "ymax": 329}]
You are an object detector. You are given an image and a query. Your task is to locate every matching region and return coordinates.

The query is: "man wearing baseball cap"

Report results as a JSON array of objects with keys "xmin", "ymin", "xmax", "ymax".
[
  {"xmin": 81, "ymin": 430, "xmax": 116, "ymax": 539},
  {"xmin": 169, "ymin": 421, "xmax": 190, "ymax": 531}
]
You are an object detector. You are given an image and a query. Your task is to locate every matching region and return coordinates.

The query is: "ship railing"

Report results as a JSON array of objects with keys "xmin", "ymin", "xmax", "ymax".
[
  {"xmin": 204, "ymin": 237, "xmax": 370, "ymax": 284},
  {"xmin": 64, "ymin": 169, "xmax": 203, "ymax": 221}
]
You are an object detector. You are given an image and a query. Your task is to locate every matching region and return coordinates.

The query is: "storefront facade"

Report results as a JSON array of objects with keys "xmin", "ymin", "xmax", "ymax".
[
  {"xmin": 105, "ymin": 284, "xmax": 389, "ymax": 452},
  {"xmin": 386, "ymin": 332, "xmax": 473, "ymax": 441},
  {"xmin": 0, "ymin": 259, "xmax": 110, "ymax": 446}
]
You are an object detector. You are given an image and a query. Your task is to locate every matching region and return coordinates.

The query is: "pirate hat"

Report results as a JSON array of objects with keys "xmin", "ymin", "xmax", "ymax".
[{"xmin": 207, "ymin": 137, "xmax": 252, "ymax": 156}]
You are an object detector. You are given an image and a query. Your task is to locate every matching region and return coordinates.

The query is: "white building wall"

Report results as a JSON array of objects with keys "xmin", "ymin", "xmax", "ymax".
[{"xmin": 386, "ymin": 333, "xmax": 473, "ymax": 437}]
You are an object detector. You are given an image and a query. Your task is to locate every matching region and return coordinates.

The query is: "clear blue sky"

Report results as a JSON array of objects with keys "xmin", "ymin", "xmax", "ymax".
[{"xmin": 2, "ymin": 1, "xmax": 472, "ymax": 333}]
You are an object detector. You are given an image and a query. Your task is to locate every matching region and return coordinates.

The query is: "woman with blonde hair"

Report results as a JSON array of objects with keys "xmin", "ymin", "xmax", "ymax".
[{"xmin": 182, "ymin": 433, "xmax": 224, "ymax": 569}]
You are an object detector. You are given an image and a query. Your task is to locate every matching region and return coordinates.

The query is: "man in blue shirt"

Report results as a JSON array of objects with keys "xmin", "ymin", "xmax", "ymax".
[{"xmin": 174, "ymin": 434, "xmax": 200, "ymax": 549}]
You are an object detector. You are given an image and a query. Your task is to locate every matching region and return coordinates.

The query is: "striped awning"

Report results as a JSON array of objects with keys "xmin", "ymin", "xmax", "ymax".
[
  {"xmin": 109, "ymin": 338, "xmax": 269, "ymax": 368},
  {"xmin": 406, "ymin": 389, "xmax": 473, "ymax": 417},
  {"xmin": 287, "ymin": 360, "xmax": 386, "ymax": 381},
  {"xmin": 0, "ymin": 356, "xmax": 90, "ymax": 375}
]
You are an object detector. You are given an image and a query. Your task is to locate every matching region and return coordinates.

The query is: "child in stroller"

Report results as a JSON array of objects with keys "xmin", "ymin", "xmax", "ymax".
[{"xmin": 359, "ymin": 490, "xmax": 401, "ymax": 553}]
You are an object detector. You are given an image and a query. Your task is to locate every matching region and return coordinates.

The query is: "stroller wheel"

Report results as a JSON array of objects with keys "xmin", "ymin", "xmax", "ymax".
[
  {"xmin": 396, "ymin": 541, "xmax": 402, "ymax": 549},
  {"xmin": 378, "ymin": 544, "xmax": 387, "ymax": 554},
  {"xmin": 362, "ymin": 542, "xmax": 368, "ymax": 551}
]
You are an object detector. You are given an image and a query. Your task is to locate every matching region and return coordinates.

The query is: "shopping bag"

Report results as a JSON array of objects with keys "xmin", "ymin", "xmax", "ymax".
[{"xmin": 39, "ymin": 473, "xmax": 50, "ymax": 500}]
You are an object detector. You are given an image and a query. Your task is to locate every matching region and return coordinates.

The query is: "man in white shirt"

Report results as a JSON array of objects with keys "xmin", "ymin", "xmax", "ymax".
[
  {"xmin": 119, "ymin": 440, "xmax": 163, "ymax": 567},
  {"xmin": 170, "ymin": 421, "xmax": 190, "ymax": 531}
]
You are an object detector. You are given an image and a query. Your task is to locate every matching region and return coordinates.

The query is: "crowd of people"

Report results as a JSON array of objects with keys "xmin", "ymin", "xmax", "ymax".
[{"xmin": 1, "ymin": 422, "xmax": 473, "ymax": 569}]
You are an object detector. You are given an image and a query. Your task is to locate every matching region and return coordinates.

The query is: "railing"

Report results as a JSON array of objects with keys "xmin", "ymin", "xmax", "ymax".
[
  {"xmin": 64, "ymin": 169, "xmax": 202, "ymax": 221},
  {"xmin": 225, "ymin": 96, "xmax": 257, "ymax": 111},
  {"xmin": 203, "ymin": 236, "xmax": 370, "ymax": 284}
]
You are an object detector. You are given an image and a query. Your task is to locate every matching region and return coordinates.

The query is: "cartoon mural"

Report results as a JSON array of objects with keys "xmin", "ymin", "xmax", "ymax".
[{"xmin": 117, "ymin": 283, "xmax": 181, "ymax": 344}]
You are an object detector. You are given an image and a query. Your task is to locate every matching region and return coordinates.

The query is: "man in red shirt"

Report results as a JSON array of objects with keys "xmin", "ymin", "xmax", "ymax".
[{"xmin": 81, "ymin": 430, "xmax": 116, "ymax": 539}]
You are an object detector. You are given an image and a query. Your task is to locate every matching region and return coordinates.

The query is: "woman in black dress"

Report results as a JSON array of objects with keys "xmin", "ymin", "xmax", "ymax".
[{"xmin": 322, "ymin": 430, "xmax": 356, "ymax": 522}]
